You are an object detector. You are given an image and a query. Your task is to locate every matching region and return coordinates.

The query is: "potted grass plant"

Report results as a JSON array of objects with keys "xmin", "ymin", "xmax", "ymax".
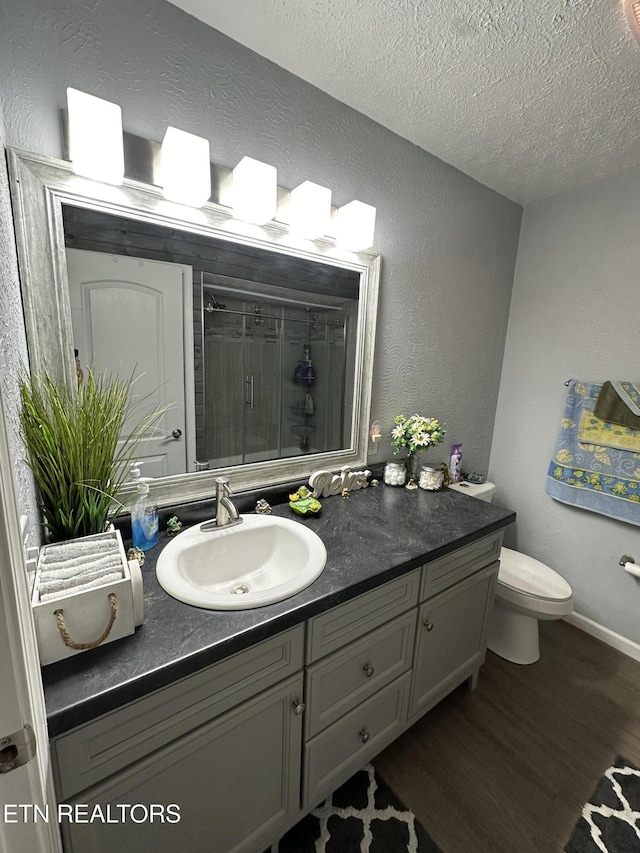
[{"xmin": 19, "ymin": 368, "xmax": 167, "ymax": 542}]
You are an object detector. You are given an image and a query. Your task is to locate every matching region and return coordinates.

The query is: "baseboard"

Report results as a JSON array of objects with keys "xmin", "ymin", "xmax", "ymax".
[{"xmin": 564, "ymin": 612, "xmax": 640, "ymax": 663}]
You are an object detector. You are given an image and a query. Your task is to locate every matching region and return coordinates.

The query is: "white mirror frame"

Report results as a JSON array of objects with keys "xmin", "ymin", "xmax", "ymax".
[{"xmin": 8, "ymin": 148, "xmax": 380, "ymax": 507}]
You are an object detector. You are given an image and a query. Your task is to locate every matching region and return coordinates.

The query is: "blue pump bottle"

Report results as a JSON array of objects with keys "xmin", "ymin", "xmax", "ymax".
[{"xmin": 130, "ymin": 465, "xmax": 159, "ymax": 550}]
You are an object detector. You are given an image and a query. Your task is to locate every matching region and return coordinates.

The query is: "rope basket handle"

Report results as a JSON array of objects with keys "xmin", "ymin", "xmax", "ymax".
[{"xmin": 54, "ymin": 593, "xmax": 119, "ymax": 650}]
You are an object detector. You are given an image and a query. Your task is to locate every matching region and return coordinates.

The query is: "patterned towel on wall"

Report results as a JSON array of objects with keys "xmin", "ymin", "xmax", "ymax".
[{"xmin": 546, "ymin": 380, "xmax": 640, "ymax": 527}]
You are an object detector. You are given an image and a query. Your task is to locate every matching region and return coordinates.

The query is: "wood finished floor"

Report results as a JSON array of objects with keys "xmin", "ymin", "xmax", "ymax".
[{"xmin": 374, "ymin": 619, "xmax": 640, "ymax": 853}]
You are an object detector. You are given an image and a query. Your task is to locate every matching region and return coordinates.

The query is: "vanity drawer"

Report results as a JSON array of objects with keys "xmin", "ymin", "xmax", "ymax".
[
  {"xmin": 303, "ymin": 671, "xmax": 411, "ymax": 808},
  {"xmin": 420, "ymin": 530, "xmax": 503, "ymax": 601},
  {"xmin": 306, "ymin": 569, "xmax": 420, "ymax": 663},
  {"xmin": 52, "ymin": 624, "xmax": 304, "ymax": 800},
  {"xmin": 305, "ymin": 610, "xmax": 416, "ymax": 739}
]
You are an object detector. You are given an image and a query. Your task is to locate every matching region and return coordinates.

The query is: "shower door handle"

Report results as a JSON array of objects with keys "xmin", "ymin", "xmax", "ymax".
[{"xmin": 245, "ymin": 375, "xmax": 255, "ymax": 409}]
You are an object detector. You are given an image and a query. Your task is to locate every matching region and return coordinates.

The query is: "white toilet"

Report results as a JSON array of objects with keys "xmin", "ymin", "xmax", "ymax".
[{"xmin": 449, "ymin": 481, "xmax": 573, "ymax": 664}]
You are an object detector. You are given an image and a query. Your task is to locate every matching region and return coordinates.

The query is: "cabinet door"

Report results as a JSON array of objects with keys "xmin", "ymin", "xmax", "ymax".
[
  {"xmin": 53, "ymin": 625, "xmax": 304, "ymax": 800},
  {"xmin": 61, "ymin": 674, "xmax": 304, "ymax": 853},
  {"xmin": 409, "ymin": 563, "xmax": 497, "ymax": 721}
]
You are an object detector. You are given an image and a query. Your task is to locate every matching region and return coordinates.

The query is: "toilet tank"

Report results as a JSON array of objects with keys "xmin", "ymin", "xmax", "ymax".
[{"xmin": 448, "ymin": 481, "xmax": 496, "ymax": 502}]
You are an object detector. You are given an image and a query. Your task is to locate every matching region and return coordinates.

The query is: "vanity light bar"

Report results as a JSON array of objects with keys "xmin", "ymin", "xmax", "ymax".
[
  {"xmin": 63, "ymin": 90, "xmax": 377, "ymax": 246},
  {"xmin": 158, "ymin": 127, "xmax": 211, "ymax": 207},
  {"xmin": 66, "ymin": 88, "xmax": 124, "ymax": 185}
]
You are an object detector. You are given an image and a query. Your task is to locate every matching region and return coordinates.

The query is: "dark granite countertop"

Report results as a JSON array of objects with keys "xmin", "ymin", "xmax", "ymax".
[{"xmin": 42, "ymin": 484, "xmax": 515, "ymax": 737}]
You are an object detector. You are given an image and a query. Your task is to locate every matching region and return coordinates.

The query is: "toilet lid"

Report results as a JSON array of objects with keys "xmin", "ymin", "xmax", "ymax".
[{"xmin": 499, "ymin": 547, "xmax": 572, "ymax": 601}]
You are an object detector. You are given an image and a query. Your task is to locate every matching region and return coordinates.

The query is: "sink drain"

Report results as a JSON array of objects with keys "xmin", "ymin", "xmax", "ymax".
[{"xmin": 231, "ymin": 583, "xmax": 250, "ymax": 595}]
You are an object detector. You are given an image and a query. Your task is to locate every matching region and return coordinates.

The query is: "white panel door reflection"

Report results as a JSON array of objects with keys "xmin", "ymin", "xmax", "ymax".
[{"xmin": 66, "ymin": 249, "xmax": 195, "ymax": 477}]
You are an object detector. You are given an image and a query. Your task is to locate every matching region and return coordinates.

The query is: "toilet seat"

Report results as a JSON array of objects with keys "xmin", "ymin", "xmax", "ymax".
[
  {"xmin": 496, "ymin": 547, "xmax": 573, "ymax": 618},
  {"xmin": 498, "ymin": 547, "xmax": 572, "ymax": 601}
]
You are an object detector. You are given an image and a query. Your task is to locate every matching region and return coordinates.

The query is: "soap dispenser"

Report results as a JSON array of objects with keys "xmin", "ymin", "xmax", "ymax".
[{"xmin": 130, "ymin": 464, "xmax": 159, "ymax": 551}]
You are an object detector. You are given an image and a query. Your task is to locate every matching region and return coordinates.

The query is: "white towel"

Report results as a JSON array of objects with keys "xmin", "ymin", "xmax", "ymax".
[
  {"xmin": 40, "ymin": 538, "xmax": 117, "ymax": 563},
  {"xmin": 38, "ymin": 563, "xmax": 124, "ymax": 595},
  {"xmin": 39, "ymin": 571, "xmax": 124, "ymax": 602},
  {"xmin": 40, "ymin": 552, "xmax": 122, "ymax": 576}
]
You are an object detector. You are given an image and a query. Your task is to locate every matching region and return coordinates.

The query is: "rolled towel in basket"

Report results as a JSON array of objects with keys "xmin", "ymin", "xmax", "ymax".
[
  {"xmin": 39, "ymin": 570, "xmax": 124, "ymax": 603},
  {"xmin": 38, "ymin": 562, "xmax": 124, "ymax": 594},
  {"xmin": 40, "ymin": 539, "xmax": 120, "ymax": 564},
  {"xmin": 40, "ymin": 551, "xmax": 124, "ymax": 576}
]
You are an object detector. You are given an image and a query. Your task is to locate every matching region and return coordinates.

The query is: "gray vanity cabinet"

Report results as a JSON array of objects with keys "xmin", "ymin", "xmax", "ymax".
[
  {"xmin": 409, "ymin": 562, "xmax": 497, "ymax": 721},
  {"xmin": 410, "ymin": 530, "xmax": 503, "ymax": 721},
  {"xmin": 300, "ymin": 533, "xmax": 502, "ymax": 808},
  {"xmin": 51, "ymin": 530, "xmax": 504, "ymax": 853},
  {"xmin": 62, "ymin": 674, "xmax": 304, "ymax": 853},
  {"xmin": 53, "ymin": 626, "xmax": 306, "ymax": 853},
  {"xmin": 302, "ymin": 571, "xmax": 420, "ymax": 807}
]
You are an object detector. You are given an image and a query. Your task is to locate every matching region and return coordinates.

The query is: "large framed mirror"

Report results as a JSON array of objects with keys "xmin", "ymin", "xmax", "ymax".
[{"xmin": 8, "ymin": 148, "xmax": 380, "ymax": 507}]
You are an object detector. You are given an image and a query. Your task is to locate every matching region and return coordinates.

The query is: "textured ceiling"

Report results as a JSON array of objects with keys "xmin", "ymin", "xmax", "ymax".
[{"xmin": 166, "ymin": 0, "xmax": 640, "ymax": 204}]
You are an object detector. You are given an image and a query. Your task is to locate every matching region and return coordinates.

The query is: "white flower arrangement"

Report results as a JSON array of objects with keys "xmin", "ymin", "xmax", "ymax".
[{"xmin": 391, "ymin": 413, "xmax": 446, "ymax": 457}]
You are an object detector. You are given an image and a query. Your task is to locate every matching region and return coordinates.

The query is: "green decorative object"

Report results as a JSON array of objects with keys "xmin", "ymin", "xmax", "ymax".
[
  {"xmin": 166, "ymin": 516, "xmax": 183, "ymax": 536},
  {"xmin": 289, "ymin": 485, "xmax": 322, "ymax": 516}
]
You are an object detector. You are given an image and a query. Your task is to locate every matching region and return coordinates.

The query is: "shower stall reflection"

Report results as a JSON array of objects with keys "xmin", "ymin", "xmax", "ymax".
[{"xmin": 198, "ymin": 281, "xmax": 356, "ymax": 469}]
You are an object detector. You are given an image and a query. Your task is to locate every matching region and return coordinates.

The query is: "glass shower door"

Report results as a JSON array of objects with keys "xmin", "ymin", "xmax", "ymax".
[
  {"xmin": 203, "ymin": 305, "xmax": 245, "ymax": 468},
  {"xmin": 244, "ymin": 311, "xmax": 282, "ymax": 463},
  {"xmin": 202, "ymin": 291, "xmax": 348, "ymax": 467},
  {"xmin": 204, "ymin": 296, "xmax": 284, "ymax": 467}
]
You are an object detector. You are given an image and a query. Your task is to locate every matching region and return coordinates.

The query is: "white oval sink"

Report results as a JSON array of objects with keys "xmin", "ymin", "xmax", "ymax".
[{"xmin": 156, "ymin": 514, "xmax": 327, "ymax": 609}]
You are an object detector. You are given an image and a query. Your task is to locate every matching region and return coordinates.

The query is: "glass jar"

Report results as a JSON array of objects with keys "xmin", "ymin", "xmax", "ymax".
[
  {"xmin": 384, "ymin": 461, "xmax": 406, "ymax": 486},
  {"xmin": 419, "ymin": 465, "xmax": 444, "ymax": 491}
]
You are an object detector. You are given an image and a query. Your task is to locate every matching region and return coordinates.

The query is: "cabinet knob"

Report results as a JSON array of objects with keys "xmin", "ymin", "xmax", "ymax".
[
  {"xmin": 423, "ymin": 620, "xmax": 434, "ymax": 631},
  {"xmin": 292, "ymin": 700, "xmax": 305, "ymax": 716},
  {"xmin": 362, "ymin": 663, "xmax": 375, "ymax": 678},
  {"xmin": 359, "ymin": 729, "xmax": 370, "ymax": 744}
]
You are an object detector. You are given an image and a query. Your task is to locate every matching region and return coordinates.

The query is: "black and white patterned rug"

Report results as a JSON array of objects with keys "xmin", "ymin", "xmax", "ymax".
[
  {"xmin": 565, "ymin": 756, "xmax": 640, "ymax": 852},
  {"xmin": 274, "ymin": 764, "xmax": 442, "ymax": 852}
]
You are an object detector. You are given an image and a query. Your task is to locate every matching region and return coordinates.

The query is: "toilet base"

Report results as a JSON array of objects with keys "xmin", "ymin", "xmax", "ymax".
[{"xmin": 487, "ymin": 600, "xmax": 540, "ymax": 665}]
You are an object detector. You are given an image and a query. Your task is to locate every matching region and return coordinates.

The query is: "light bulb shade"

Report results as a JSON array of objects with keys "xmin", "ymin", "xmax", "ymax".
[
  {"xmin": 289, "ymin": 181, "xmax": 332, "ymax": 239},
  {"xmin": 158, "ymin": 127, "xmax": 211, "ymax": 207},
  {"xmin": 336, "ymin": 200, "xmax": 376, "ymax": 252},
  {"xmin": 67, "ymin": 88, "xmax": 124, "ymax": 185},
  {"xmin": 232, "ymin": 157, "xmax": 277, "ymax": 224}
]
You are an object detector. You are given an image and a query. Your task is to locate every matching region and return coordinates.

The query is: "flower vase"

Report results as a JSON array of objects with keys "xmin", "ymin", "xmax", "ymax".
[{"xmin": 405, "ymin": 453, "xmax": 420, "ymax": 487}]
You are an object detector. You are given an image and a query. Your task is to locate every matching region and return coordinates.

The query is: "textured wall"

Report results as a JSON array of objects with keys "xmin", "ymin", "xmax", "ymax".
[
  {"xmin": 0, "ymin": 0, "xmax": 521, "ymax": 510},
  {"xmin": 0, "ymin": 114, "xmax": 40, "ymax": 542},
  {"xmin": 171, "ymin": 0, "xmax": 640, "ymax": 205},
  {"xmin": 490, "ymin": 168, "xmax": 640, "ymax": 644}
]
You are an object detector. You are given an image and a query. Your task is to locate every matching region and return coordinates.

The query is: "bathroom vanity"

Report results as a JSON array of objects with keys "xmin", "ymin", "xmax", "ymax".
[{"xmin": 42, "ymin": 485, "xmax": 514, "ymax": 853}]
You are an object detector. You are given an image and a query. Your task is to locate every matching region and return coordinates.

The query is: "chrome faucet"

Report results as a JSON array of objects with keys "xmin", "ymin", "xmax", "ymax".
[{"xmin": 201, "ymin": 477, "xmax": 243, "ymax": 531}]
